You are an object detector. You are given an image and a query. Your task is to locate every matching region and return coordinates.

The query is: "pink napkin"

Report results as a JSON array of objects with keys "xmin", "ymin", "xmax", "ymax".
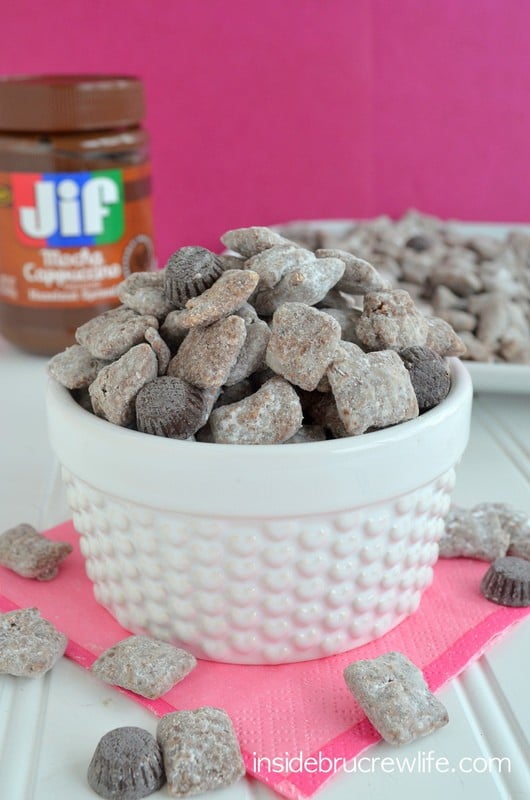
[{"xmin": 0, "ymin": 520, "xmax": 528, "ymax": 799}]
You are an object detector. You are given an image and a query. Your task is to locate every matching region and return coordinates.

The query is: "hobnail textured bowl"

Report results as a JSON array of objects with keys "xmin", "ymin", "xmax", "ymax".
[{"xmin": 46, "ymin": 359, "xmax": 472, "ymax": 664}]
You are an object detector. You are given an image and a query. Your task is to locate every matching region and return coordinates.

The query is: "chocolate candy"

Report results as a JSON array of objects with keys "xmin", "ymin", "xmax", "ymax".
[
  {"xmin": 480, "ymin": 556, "xmax": 530, "ymax": 607},
  {"xmin": 164, "ymin": 246, "xmax": 225, "ymax": 308},
  {"xmin": 135, "ymin": 376, "xmax": 210, "ymax": 439},
  {"xmin": 87, "ymin": 727, "xmax": 165, "ymax": 800},
  {"xmin": 398, "ymin": 345, "xmax": 451, "ymax": 412}
]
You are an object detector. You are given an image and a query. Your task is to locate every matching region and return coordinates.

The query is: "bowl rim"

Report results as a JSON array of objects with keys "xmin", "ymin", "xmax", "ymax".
[
  {"xmin": 46, "ymin": 358, "xmax": 472, "ymax": 516},
  {"xmin": 47, "ymin": 357, "xmax": 471, "ymax": 456}
]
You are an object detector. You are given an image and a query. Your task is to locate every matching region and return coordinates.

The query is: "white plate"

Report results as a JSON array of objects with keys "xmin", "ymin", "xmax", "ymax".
[{"xmin": 275, "ymin": 219, "xmax": 530, "ymax": 395}]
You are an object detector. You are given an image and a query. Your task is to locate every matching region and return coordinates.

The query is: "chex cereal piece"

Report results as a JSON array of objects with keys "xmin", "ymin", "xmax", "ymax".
[
  {"xmin": 300, "ymin": 390, "xmax": 349, "ymax": 438},
  {"xmin": 480, "ymin": 557, "xmax": 530, "ymax": 607},
  {"xmin": 144, "ymin": 326, "xmax": 171, "ymax": 375},
  {"xmin": 157, "ymin": 707, "xmax": 245, "ymax": 797},
  {"xmin": 245, "ymin": 244, "xmax": 313, "ymax": 288},
  {"xmin": 328, "ymin": 346, "xmax": 419, "ymax": 435},
  {"xmin": 477, "ymin": 503, "xmax": 530, "ymax": 561},
  {"xmin": 135, "ymin": 377, "xmax": 210, "ymax": 439},
  {"xmin": 225, "ymin": 318, "xmax": 271, "ymax": 385},
  {"xmin": 160, "ymin": 310, "xmax": 189, "ymax": 352},
  {"xmin": 0, "ymin": 607, "xmax": 67, "ymax": 677},
  {"xmin": 87, "ymin": 726, "xmax": 166, "ymax": 800},
  {"xmin": 0, "ymin": 523, "xmax": 72, "ymax": 580},
  {"xmin": 344, "ymin": 651, "xmax": 449, "ymax": 745},
  {"xmin": 285, "ymin": 424, "xmax": 327, "ymax": 443},
  {"xmin": 398, "ymin": 346, "xmax": 451, "ymax": 412},
  {"xmin": 214, "ymin": 380, "xmax": 254, "ymax": 408},
  {"xmin": 89, "ymin": 344, "xmax": 158, "ymax": 426},
  {"xmin": 356, "ymin": 290, "xmax": 429, "ymax": 351},
  {"xmin": 47, "ymin": 344, "xmax": 106, "ymax": 390},
  {"xmin": 457, "ymin": 331, "xmax": 494, "ymax": 362},
  {"xmin": 164, "ymin": 247, "xmax": 225, "ymax": 308},
  {"xmin": 428, "ymin": 264, "xmax": 483, "ymax": 296},
  {"xmin": 316, "ymin": 248, "xmax": 391, "ymax": 294},
  {"xmin": 221, "ymin": 225, "xmax": 294, "ymax": 258},
  {"xmin": 76, "ymin": 306, "xmax": 159, "ymax": 360},
  {"xmin": 91, "ymin": 635, "xmax": 196, "ymax": 699},
  {"xmin": 178, "ymin": 270, "xmax": 259, "ymax": 329},
  {"xmin": 253, "ymin": 257, "xmax": 345, "ymax": 315},
  {"xmin": 209, "ymin": 377, "xmax": 302, "ymax": 444},
  {"xmin": 438, "ymin": 505, "xmax": 509, "ymax": 561},
  {"xmin": 436, "ymin": 309, "xmax": 477, "ymax": 332},
  {"xmin": 424, "ymin": 316, "xmax": 466, "ymax": 356},
  {"xmin": 168, "ymin": 315, "xmax": 246, "ymax": 389},
  {"xmin": 266, "ymin": 302, "xmax": 342, "ymax": 391},
  {"xmin": 319, "ymin": 307, "xmax": 363, "ymax": 344},
  {"xmin": 219, "ymin": 254, "xmax": 245, "ymax": 270},
  {"xmin": 118, "ymin": 271, "xmax": 175, "ymax": 319}
]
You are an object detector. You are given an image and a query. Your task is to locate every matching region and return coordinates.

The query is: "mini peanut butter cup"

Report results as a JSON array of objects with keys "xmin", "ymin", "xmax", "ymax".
[
  {"xmin": 135, "ymin": 376, "xmax": 208, "ymax": 439},
  {"xmin": 480, "ymin": 556, "xmax": 530, "ymax": 607},
  {"xmin": 87, "ymin": 726, "xmax": 165, "ymax": 800},
  {"xmin": 163, "ymin": 246, "xmax": 225, "ymax": 308}
]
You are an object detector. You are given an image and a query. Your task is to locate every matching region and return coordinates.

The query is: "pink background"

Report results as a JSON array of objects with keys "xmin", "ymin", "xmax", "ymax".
[{"xmin": 1, "ymin": 1, "xmax": 529, "ymax": 263}]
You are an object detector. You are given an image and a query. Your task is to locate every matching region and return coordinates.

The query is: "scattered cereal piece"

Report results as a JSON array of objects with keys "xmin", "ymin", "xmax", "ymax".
[
  {"xmin": 209, "ymin": 377, "xmax": 303, "ymax": 444},
  {"xmin": 328, "ymin": 346, "xmax": 419, "ymax": 435},
  {"xmin": 144, "ymin": 326, "xmax": 171, "ymax": 375},
  {"xmin": 135, "ymin": 377, "xmax": 210, "ymax": 439},
  {"xmin": 157, "ymin": 707, "xmax": 245, "ymax": 797},
  {"xmin": 87, "ymin": 726, "xmax": 165, "ymax": 800},
  {"xmin": 0, "ymin": 523, "xmax": 72, "ymax": 580},
  {"xmin": 118, "ymin": 271, "xmax": 175, "ymax": 319},
  {"xmin": 91, "ymin": 635, "xmax": 196, "ymax": 699},
  {"xmin": 398, "ymin": 346, "xmax": 451, "ymax": 412},
  {"xmin": 178, "ymin": 270, "xmax": 260, "ymax": 329},
  {"xmin": 343, "ymin": 651, "xmax": 449, "ymax": 745},
  {"xmin": 480, "ymin": 556, "xmax": 530, "ymax": 607},
  {"xmin": 438, "ymin": 505, "xmax": 510, "ymax": 561},
  {"xmin": 266, "ymin": 302, "xmax": 342, "ymax": 391},
  {"xmin": 252, "ymin": 257, "xmax": 345, "ymax": 315},
  {"xmin": 47, "ymin": 344, "xmax": 106, "ymax": 390},
  {"xmin": 355, "ymin": 290, "xmax": 429, "ymax": 351},
  {"xmin": 221, "ymin": 226, "xmax": 294, "ymax": 258},
  {"xmin": 168, "ymin": 315, "xmax": 247, "ymax": 389},
  {"xmin": 89, "ymin": 344, "xmax": 158, "ymax": 426},
  {"xmin": 76, "ymin": 307, "xmax": 159, "ymax": 360},
  {"xmin": 164, "ymin": 247, "xmax": 225, "ymax": 308},
  {"xmin": 476, "ymin": 503, "xmax": 530, "ymax": 561},
  {"xmin": 0, "ymin": 608, "xmax": 67, "ymax": 677}
]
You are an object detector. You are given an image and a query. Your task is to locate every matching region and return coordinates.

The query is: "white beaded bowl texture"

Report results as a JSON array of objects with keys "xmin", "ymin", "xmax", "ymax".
[{"xmin": 46, "ymin": 358, "xmax": 472, "ymax": 664}]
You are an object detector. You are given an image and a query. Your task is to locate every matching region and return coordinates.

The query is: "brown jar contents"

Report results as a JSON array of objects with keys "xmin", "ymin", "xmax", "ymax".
[{"xmin": 0, "ymin": 75, "xmax": 155, "ymax": 355}]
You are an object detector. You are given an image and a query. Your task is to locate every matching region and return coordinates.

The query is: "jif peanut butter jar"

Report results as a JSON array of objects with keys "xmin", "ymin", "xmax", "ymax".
[{"xmin": 0, "ymin": 75, "xmax": 155, "ymax": 355}]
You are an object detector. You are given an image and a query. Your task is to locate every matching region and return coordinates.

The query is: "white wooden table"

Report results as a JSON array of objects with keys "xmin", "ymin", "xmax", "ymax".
[{"xmin": 0, "ymin": 337, "xmax": 528, "ymax": 800}]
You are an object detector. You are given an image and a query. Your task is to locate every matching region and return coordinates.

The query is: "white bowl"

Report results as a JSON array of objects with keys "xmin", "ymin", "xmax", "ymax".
[{"xmin": 46, "ymin": 359, "xmax": 472, "ymax": 664}]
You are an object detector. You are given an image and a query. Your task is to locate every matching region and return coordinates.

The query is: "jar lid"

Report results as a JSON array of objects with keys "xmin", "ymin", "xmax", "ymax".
[{"xmin": 0, "ymin": 75, "xmax": 145, "ymax": 132}]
